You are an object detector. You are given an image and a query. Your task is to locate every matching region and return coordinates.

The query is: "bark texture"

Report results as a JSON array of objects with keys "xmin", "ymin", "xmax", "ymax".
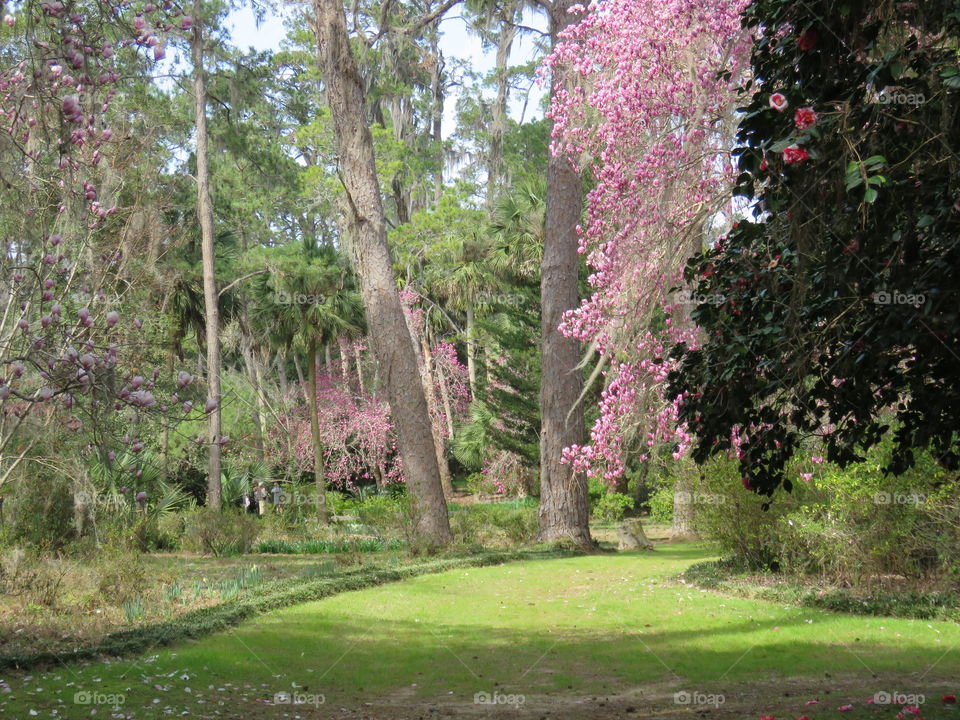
[
  {"xmin": 315, "ymin": 0, "xmax": 452, "ymax": 544},
  {"xmin": 537, "ymin": 0, "xmax": 591, "ymax": 547},
  {"xmin": 191, "ymin": 1, "xmax": 221, "ymax": 509}
]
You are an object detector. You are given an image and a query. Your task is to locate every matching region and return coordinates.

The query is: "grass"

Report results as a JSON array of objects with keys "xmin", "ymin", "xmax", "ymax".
[{"xmin": 3, "ymin": 542, "xmax": 960, "ymax": 718}]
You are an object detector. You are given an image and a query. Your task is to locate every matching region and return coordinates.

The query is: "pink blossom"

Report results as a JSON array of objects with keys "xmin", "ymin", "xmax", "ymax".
[
  {"xmin": 769, "ymin": 92, "xmax": 789, "ymax": 111},
  {"xmin": 793, "ymin": 107, "xmax": 817, "ymax": 129}
]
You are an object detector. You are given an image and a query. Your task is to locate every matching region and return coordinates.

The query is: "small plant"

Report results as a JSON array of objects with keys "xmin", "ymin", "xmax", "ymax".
[{"xmin": 122, "ymin": 598, "xmax": 144, "ymax": 623}]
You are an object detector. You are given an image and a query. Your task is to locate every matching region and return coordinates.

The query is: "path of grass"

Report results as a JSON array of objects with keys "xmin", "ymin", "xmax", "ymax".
[{"xmin": 3, "ymin": 543, "xmax": 959, "ymax": 719}]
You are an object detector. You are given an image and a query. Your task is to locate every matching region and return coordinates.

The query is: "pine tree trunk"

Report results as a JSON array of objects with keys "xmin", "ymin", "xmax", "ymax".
[
  {"xmin": 307, "ymin": 337, "xmax": 328, "ymax": 522},
  {"xmin": 537, "ymin": 0, "xmax": 590, "ymax": 547},
  {"xmin": 240, "ymin": 323, "xmax": 266, "ymax": 463},
  {"xmin": 314, "ymin": 0, "xmax": 451, "ymax": 544},
  {"xmin": 277, "ymin": 350, "xmax": 289, "ymax": 398},
  {"xmin": 191, "ymin": 1, "xmax": 221, "ymax": 510}
]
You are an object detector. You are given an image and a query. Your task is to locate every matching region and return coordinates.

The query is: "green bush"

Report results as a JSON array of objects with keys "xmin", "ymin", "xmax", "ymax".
[
  {"xmin": 448, "ymin": 502, "xmax": 538, "ymax": 546},
  {"xmin": 646, "ymin": 483, "xmax": 674, "ymax": 524},
  {"xmin": 5, "ymin": 475, "xmax": 75, "ymax": 550},
  {"xmin": 183, "ymin": 508, "xmax": 259, "ymax": 556},
  {"xmin": 591, "ymin": 492, "xmax": 634, "ymax": 522}
]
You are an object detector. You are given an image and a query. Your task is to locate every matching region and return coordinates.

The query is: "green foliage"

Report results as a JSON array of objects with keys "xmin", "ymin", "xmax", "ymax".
[
  {"xmin": 182, "ymin": 509, "xmax": 259, "ymax": 557},
  {"xmin": 670, "ymin": 0, "xmax": 960, "ymax": 494},
  {"xmin": 4, "ymin": 475, "xmax": 75, "ymax": 551},
  {"xmin": 253, "ymin": 537, "xmax": 403, "ymax": 554},
  {"xmin": 646, "ymin": 484, "xmax": 674, "ymax": 524},
  {"xmin": 591, "ymin": 493, "xmax": 634, "ymax": 523}
]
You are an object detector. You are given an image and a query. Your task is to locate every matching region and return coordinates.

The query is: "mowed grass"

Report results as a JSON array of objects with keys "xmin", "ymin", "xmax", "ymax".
[{"xmin": 3, "ymin": 543, "xmax": 959, "ymax": 719}]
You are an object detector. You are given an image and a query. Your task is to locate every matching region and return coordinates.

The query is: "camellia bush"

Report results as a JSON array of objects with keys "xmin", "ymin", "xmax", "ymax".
[{"xmin": 669, "ymin": 0, "xmax": 960, "ymax": 496}]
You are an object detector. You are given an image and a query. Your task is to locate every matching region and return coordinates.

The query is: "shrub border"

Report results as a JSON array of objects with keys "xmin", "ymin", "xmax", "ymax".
[
  {"xmin": 0, "ymin": 548, "xmax": 577, "ymax": 671},
  {"xmin": 682, "ymin": 560, "xmax": 960, "ymax": 622}
]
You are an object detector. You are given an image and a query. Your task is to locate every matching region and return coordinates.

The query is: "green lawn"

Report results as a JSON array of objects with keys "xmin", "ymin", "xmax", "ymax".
[{"xmin": 3, "ymin": 543, "xmax": 959, "ymax": 719}]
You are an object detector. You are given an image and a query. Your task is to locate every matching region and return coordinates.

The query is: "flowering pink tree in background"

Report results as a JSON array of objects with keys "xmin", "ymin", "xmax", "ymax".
[
  {"xmin": 546, "ymin": 0, "xmax": 751, "ymax": 485},
  {"xmin": 272, "ymin": 334, "xmax": 470, "ymax": 492}
]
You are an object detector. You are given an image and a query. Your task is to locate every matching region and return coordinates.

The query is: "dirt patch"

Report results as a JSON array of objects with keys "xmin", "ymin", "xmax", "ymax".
[{"xmin": 219, "ymin": 672, "xmax": 958, "ymax": 720}]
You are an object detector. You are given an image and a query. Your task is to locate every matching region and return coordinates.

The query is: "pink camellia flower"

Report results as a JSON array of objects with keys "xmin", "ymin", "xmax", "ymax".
[
  {"xmin": 804, "ymin": 700, "xmax": 819, "ymax": 706},
  {"xmin": 769, "ymin": 92, "xmax": 789, "ymax": 112},
  {"xmin": 106, "ymin": 310, "xmax": 119, "ymax": 328},
  {"xmin": 794, "ymin": 107, "xmax": 817, "ymax": 130},
  {"xmin": 782, "ymin": 145, "xmax": 810, "ymax": 165},
  {"xmin": 837, "ymin": 705, "xmax": 854, "ymax": 712}
]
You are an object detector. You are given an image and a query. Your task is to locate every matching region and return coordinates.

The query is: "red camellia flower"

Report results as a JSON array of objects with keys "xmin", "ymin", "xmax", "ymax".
[
  {"xmin": 782, "ymin": 145, "xmax": 810, "ymax": 165},
  {"xmin": 794, "ymin": 107, "xmax": 817, "ymax": 130},
  {"xmin": 797, "ymin": 30, "xmax": 818, "ymax": 51},
  {"xmin": 742, "ymin": 477, "xmax": 753, "ymax": 491},
  {"xmin": 769, "ymin": 92, "xmax": 789, "ymax": 112},
  {"xmin": 943, "ymin": 695, "xmax": 957, "ymax": 704}
]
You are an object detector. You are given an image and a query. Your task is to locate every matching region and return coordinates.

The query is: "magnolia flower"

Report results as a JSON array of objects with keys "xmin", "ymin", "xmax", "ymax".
[
  {"xmin": 106, "ymin": 310, "xmax": 119, "ymax": 328},
  {"xmin": 130, "ymin": 375, "xmax": 144, "ymax": 389},
  {"xmin": 3, "ymin": 14, "xmax": 15, "ymax": 26},
  {"xmin": 177, "ymin": 370, "xmax": 194, "ymax": 387},
  {"xmin": 37, "ymin": 387, "xmax": 54, "ymax": 401},
  {"xmin": 205, "ymin": 398, "xmax": 218, "ymax": 413},
  {"xmin": 769, "ymin": 92, "xmax": 789, "ymax": 112}
]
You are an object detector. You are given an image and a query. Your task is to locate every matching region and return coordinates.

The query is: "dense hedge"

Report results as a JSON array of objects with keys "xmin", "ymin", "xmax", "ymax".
[{"xmin": 0, "ymin": 548, "xmax": 575, "ymax": 671}]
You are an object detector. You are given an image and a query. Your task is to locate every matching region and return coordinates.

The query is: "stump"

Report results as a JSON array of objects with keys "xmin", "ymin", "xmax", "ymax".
[{"xmin": 618, "ymin": 518, "xmax": 654, "ymax": 550}]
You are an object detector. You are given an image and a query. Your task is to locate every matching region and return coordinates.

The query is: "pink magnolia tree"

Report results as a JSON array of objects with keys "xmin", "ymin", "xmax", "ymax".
[
  {"xmin": 546, "ymin": 0, "xmax": 751, "ymax": 482},
  {"xmin": 0, "ymin": 0, "xmax": 202, "ymax": 488}
]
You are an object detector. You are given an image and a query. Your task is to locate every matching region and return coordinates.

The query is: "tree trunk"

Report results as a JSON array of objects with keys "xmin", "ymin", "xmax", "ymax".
[
  {"xmin": 338, "ymin": 335, "xmax": 351, "ymax": 383},
  {"xmin": 430, "ymin": 40, "xmax": 444, "ymax": 203},
  {"xmin": 277, "ymin": 350, "xmax": 289, "ymax": 398},
  {"xmin": 537, "ymin": 0, "xmax": 590, "ymax": 547},
  {"xmin": 355, "ymin": 344, "xmax": 365, "ymax": 394},
  {"xmin": 240, "ymin": 321, "xmax": 266, "ymax": 463},
  {"xmin": 465, "ymin": 301, "xmax": 477, "ymax": 398},
  {"xmin": 315, "ymin": 0, "xmax": 451, "ymax": 544},
  {"xmin": 487, "ymin": 9, "xmax": 517, "ymax": 206},
  {"xmin": 307, "ymin": 336, "xmax": 329, "ymax": 522},
  {"xmin": 421, "ymin": 337, "xmax": 454, "ymax": 498},
  {"xmin": 670, "ymin": 473, "xmax": 698, "ymax": 541},
  {"xmin": 191, "ymin": 1, "xmax": 221, "ymax": 510},
  {"xmin": 435, "ymin": 355, "xmax": 455, "ymax": 439}
]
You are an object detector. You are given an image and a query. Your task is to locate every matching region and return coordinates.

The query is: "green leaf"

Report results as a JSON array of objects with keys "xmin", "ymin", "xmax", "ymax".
[{"xmin": 864, "ymin": 187, "xmax": 878, "ymax": 204}]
